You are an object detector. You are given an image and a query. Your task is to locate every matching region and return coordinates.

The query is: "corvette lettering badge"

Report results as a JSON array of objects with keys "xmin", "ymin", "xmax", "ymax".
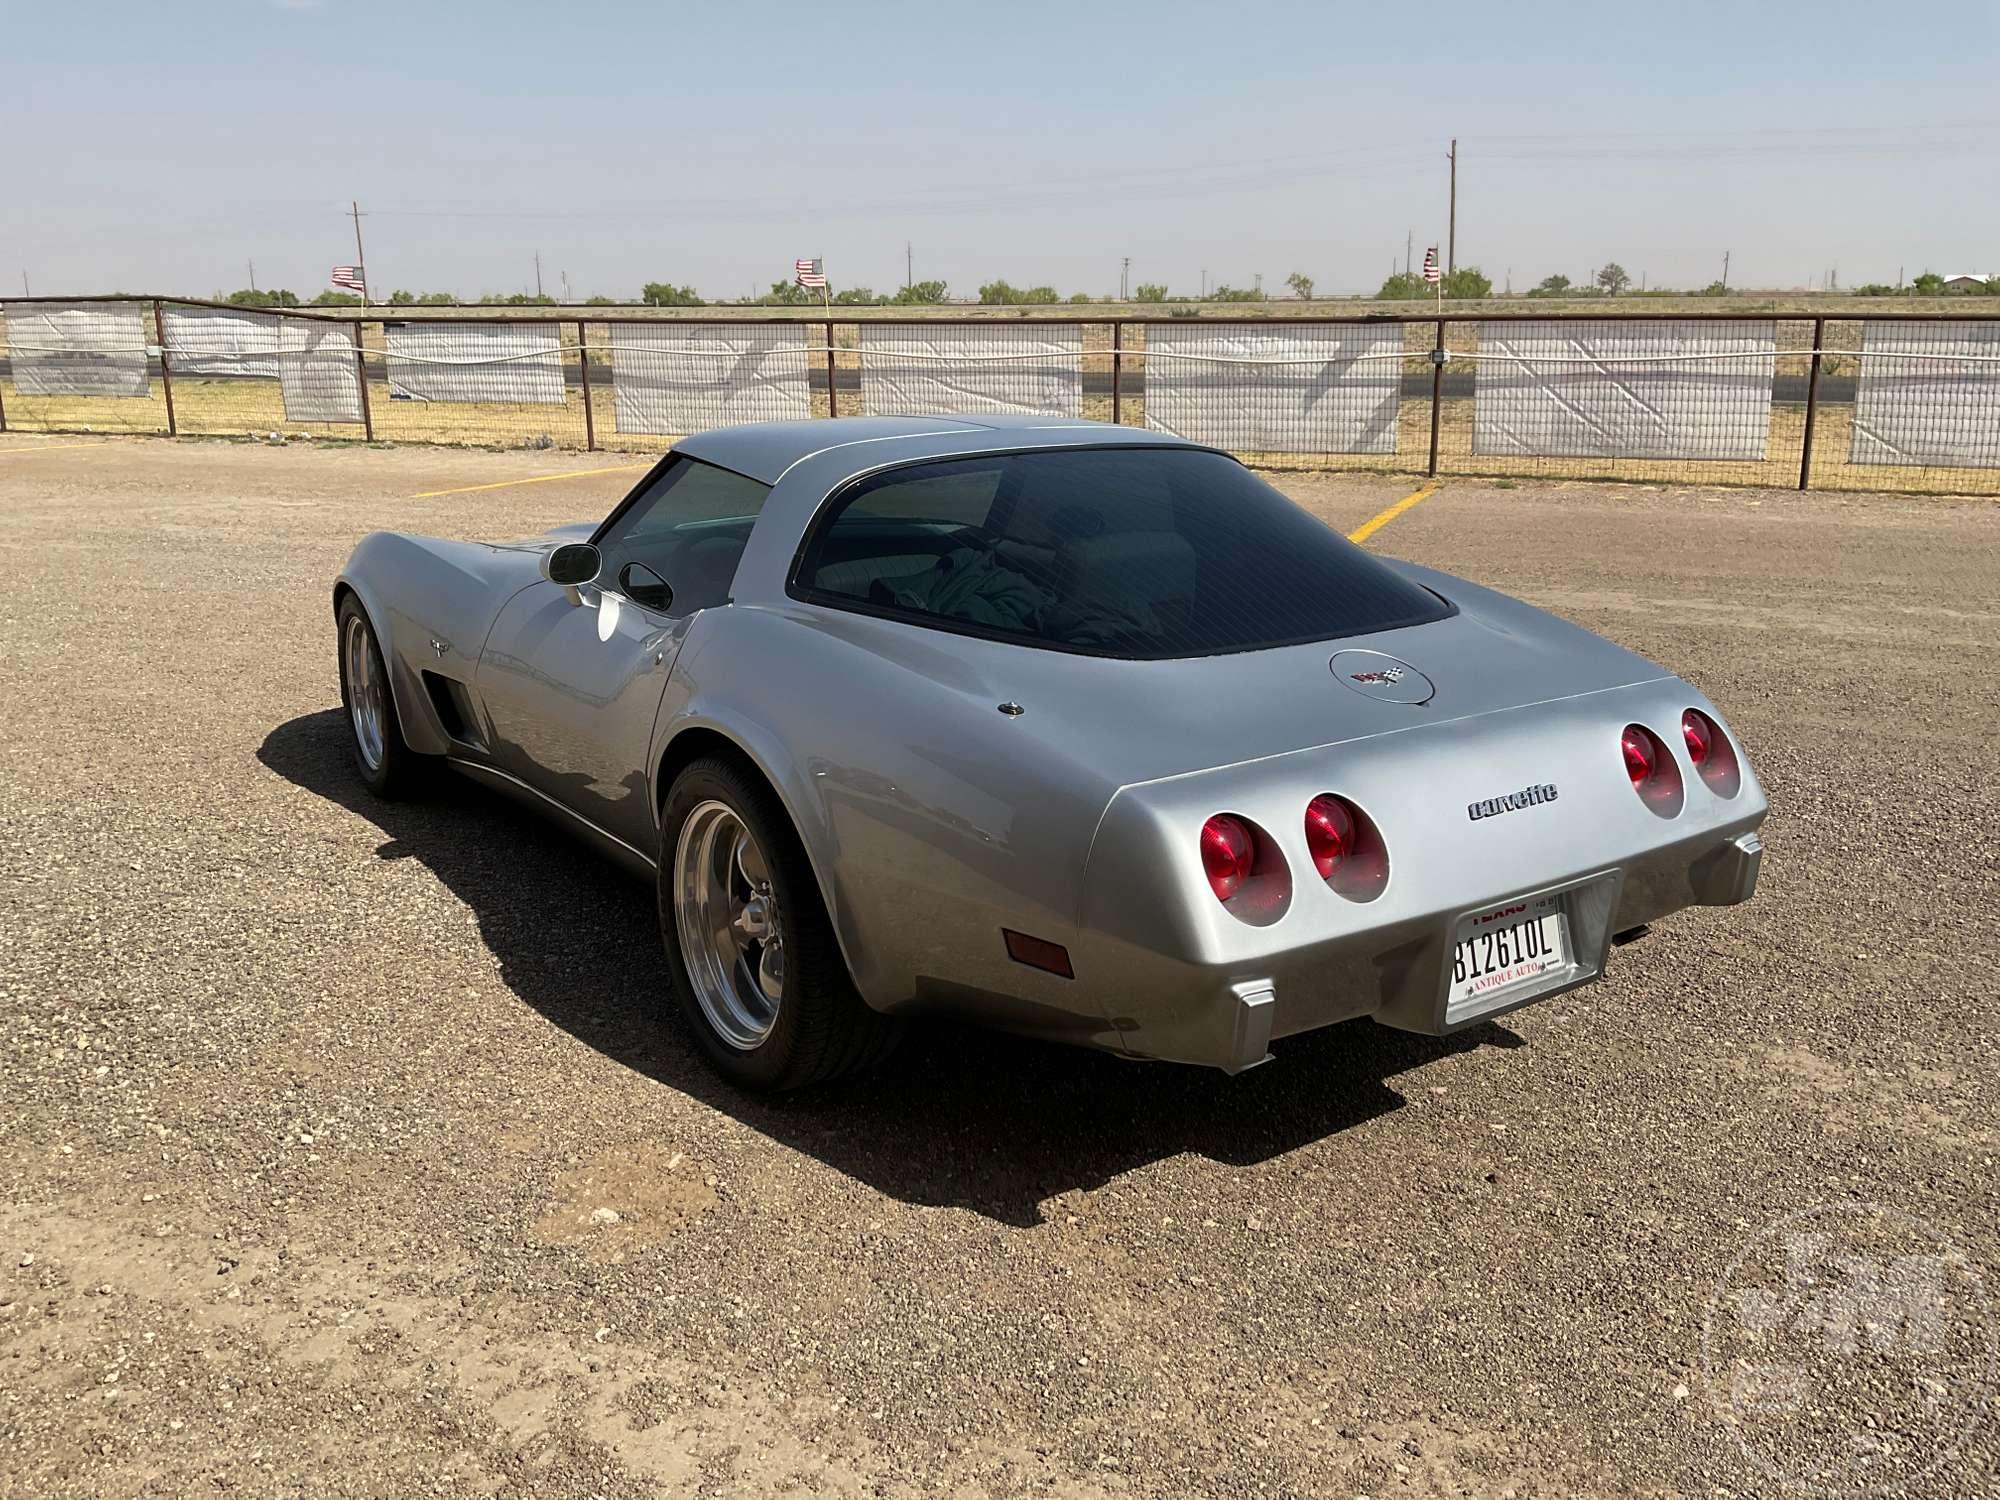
[{"xmin": 1468, "ymin": 783, "xmax": 1559, "ymax": 821}]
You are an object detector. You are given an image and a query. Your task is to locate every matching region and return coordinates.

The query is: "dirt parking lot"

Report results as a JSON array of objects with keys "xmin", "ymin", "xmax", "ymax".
[{"xmin": 2, "ymin": 434, "xmax": 1996, "ymax": 1498}]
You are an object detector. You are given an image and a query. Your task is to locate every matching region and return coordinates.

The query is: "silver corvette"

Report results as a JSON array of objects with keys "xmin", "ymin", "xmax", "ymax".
[{"xmin": 334, "ymin": 416, "xmax": 1767, "ymax": 1090}]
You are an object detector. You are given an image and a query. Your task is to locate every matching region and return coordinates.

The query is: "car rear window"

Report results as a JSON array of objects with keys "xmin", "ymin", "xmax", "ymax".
[{"xmin": 792, "ymin": 447, "xmax": 1452, "ymax": 658}]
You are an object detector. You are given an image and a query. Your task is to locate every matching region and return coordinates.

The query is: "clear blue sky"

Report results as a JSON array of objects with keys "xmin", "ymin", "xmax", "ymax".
[{"xmin": 6, "ymin": 0, "xmax": 1996, "ymax": 299}]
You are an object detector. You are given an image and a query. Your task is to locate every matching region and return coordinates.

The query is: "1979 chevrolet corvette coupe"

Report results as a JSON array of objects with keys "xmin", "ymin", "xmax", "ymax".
[{"xmin": 335, "ymin": 416, "xmax": 1767, "ymax": 1090}]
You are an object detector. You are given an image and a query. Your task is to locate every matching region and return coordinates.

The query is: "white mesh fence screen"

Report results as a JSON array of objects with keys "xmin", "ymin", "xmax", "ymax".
[
  {"xmin": 1141, "ymin": 323, "xmax": 1403, "ymax": 453},
  {"xmin": 3, "ymin": 301, "xmax": 150, "ymax": 396},
  {"xmin": 1474, "ymin": 319, "xmax": 1775, "ymax": 461},
  {"xmin": 859, "ymin": 323, "xmax": 1082, "ymax": 417},
  {"xmin": 161, "ymin": 305, "xmax": 281, "ymax": 379},
  {"xmin": 385, "ymin": 321, "xmax": 565, "ymax": 405},
  {"xmin": 610, "ymin": 323, "xmax": 812, "ymax": 435},
  {"xmin": 278, "ymin": 321, "xmax": 363, "ymax": 423},
  {"xmin": 1849, "ymin": 320, "xmax": 2000, "ymax": 468}
]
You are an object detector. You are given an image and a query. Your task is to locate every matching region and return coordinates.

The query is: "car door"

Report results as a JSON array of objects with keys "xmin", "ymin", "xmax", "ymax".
[{"xmin": 475, "ymin": 456, "xmax": 773, "ymax": 859}]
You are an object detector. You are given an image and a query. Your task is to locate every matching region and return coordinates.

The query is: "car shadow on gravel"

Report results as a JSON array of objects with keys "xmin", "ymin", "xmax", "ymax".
[{"xmin": 261, "ymin": 710, "xmax": 1519, "ymax": 1228}]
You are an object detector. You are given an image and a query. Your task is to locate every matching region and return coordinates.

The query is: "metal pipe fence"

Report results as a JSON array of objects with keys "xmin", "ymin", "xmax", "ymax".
[{"xmin": 1, "ymin": 296, "xmax": 1995, "ymax": 496}]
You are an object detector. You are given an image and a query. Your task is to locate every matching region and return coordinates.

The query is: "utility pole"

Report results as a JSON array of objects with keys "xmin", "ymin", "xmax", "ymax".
[
  {"xmin": 560, "ymin": 269, "xmax": 570, "ymax": 302},
  {"xmin": 533, "ymin": 251, "xmax": 544, "ymax": 299},
  {"xmin": 1201, "ymin": 268, "xmax": 1208, "ymax": 298},
  {"xmin": 20, "ymin": 271, "xmax": 28, "ymax": 297},
  {"xmin": 1405, "ymin": 229, "xmax": 1413, "ymax": 278},
  {"xmin": 1447, "ymin": 138, "xmax": 1458, "ymax": 275},
  {"xmin": 905, "ymin": 241, "xmax": 912, "ymax": 291},
  {"xmin": 1121, "ymin": 257, "xmax": 1130, "ymax": 300},
  {"xmin": 248, "ymin": 259, "xmax": 257, "ymax": 292},
  {"xmin": 1721, "ymin": 249, "xmax": 1730, "ymax": 291},
  {"xmin": 349, "ymin": 200, "xmax": 369, "ymax": 306}
]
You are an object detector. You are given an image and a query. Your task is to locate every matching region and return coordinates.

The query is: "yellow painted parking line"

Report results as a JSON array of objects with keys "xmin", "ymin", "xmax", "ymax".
[
  {"xmin": 0, "ymin": 442, "xmax": 101, "ymax": 457},
  {"xmin": 1347, "ymin": 481, "xmax": 1440, "ymax": 544},
  {"xmin": 412, "ymin": 462, "xmax": 650, "ymax": 499}
]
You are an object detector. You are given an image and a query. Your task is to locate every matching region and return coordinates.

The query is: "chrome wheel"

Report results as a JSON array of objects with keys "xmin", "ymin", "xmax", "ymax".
[
  {"xmin": 673, "ymin": 799, "xmax": 784, "ymax": 1050},
  {"xmin": 343, "ymin": 613, "xmax": 387, "ymax": 772}
]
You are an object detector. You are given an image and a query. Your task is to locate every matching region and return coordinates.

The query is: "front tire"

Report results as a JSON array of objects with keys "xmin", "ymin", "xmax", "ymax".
[
  {"xmin": 336, "ymin": 595, "xmax": 418, "ymax": 799},
  {"xmin": 658, "ymin": 755, "xmax": 898, "ymax": 1091}
]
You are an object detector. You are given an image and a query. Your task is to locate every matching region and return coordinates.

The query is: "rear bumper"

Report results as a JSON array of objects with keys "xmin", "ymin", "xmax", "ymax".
[{"xmin": 1072, "ymin": 821, "xmax": 1765, "ymax": 1074}]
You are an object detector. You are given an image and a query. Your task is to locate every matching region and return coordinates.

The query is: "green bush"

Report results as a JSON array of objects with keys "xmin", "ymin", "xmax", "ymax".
[
  {"xmin": 222, "ymin": 288, "xmax": 300, "ymax": 309},
  {"xmin": 642, "ymin": 281, "xmax": 704, "ymax": 306},
  {"xmin": 1375, "ymin": 272, "xmax": 1430, "ymax": 300},
  {"xmin": 1208, "ymin": 283, "xmax": 1263, "ymax": 302},
  {"xmin": 1285, "ymin": 272, "xmax": 1315, "ymax": 300},
  {"xmin": 1525, "ymin": 274, "xmax": 1572, "ymax": 298},
  {"xmin": 890, "ymin": 280, "xmax": 949, "ymax": 305},
  {"xmin": 1134, "ymin": 282, "xmax": 1168, "ymax": 303}
]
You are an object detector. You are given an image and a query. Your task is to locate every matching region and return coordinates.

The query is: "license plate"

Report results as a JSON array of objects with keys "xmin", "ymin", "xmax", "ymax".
[{"xmin": 1449, "ymin": 895, "xmax": 1570, "ymax": 1019}]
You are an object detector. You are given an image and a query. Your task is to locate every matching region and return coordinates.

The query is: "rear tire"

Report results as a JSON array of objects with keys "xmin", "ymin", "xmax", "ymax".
[
  {"xmin": 336, "ymin": 595, "xmax": 419, "ymax": 800},
  {"xmin": 658, "ymin": 755, "xmax": 898, "ymax": 1091}
]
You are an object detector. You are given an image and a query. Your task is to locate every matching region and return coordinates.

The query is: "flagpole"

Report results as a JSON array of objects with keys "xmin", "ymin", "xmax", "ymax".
[{"xmin": 350, "ymin": 200, "xmax": 369, "ymax": 310}]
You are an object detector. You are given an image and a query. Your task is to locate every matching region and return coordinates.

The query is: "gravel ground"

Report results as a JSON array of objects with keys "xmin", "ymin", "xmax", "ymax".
[{"xmin": 1, "ymin": 435, "xmax": 1995, "ymax": 1499}]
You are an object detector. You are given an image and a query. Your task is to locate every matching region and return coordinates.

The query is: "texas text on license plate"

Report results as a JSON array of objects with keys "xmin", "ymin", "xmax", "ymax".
[{"xmin": 1448, "ymin": 894, "xmax": 1571, "ymax": 1021}]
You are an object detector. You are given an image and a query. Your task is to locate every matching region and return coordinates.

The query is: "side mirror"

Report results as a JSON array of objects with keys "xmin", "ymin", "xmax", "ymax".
[
  {"xmin": 618, "ymin": 561, "xmax": 675, "ymax": 613},
  {"xmin": 542, "ymin": 542, "xmax": 601, "ymax": 588}
]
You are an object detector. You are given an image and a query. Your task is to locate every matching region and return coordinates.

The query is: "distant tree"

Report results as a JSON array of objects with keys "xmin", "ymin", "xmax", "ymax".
[
  {"xmin": 417, "ymin": 291, "xmax": 455, "ymax": 306},
  {"xmin": 642, "ymin": 281, "xmax": 704, "ymax": 306},
  {"xmin": 1594, "ymin": 262, "xmax": 1632, "ymax": 297},
  {"xmin": 223, "ymin": 288, "xmax": 299, "ymax": 309},
  {"xmin": 1696, "ymin": 280, "xmax": 1732, "ymax": 297},
  {"xmin": 1375, "ymin": 271, "xmax": 1430, "ymax": 300},
  {"xmin": 1069, "ymin": 291, "xmax": 1094, "ymax": 304},
  {"xmin": 1852, "ymin": 283, "xmax": 1897, "ymax": 297},
  {"xmin": 1135, "ymin": 282, "xmax": 1168, "ymax": 303},
  {"xmin": 505, "ymin": 292, "xmax": 555, "ymax": 305},
  {"xmin": 1442, "ymin": 265, "xmax": 1492, "ymax": 299},
  {"xmin": 890, "ymin": 280, "xmax": 948, "ymax": 305},
  {"xmin": 1285, "ymin": 271, "xmax": 1315, "ymax": 300},
  {"xmin": 763, "ymin": 280, "xmax": 811, "ymax": 305},
  {"xmin": 832, "ymin": 286, "xmax": 879, "ymax": 305},
  {"xmin": 979, "ymin": 280, "xmax": 1060, "ymax": 304},
  {"xmin": 1209, "ymin": 283, "xmax": 1263, "ymax": 302},
  {"xmin": 1525, "ymin": 274, "xmax": 1572, "ymax": 298},
  {"xmin": 388, "ymin": 289, "xmax": 416, "ymax": 305},
  {"xmin": 310, "ymin": 291, "xmax": 362, "ymax": 307},
  {"xmin": 583, "ymin": 295, "xmax": 617, "ymax": 306},
  {"xmin": 1910, "ymin": 272, "xmax": 1946, "ymax": 296}
]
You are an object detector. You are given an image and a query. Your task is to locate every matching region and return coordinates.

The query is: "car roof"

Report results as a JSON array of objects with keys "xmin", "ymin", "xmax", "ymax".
[{"xmin": 674, "ymin": 414, "xmax": 1193, "ymax": 485}]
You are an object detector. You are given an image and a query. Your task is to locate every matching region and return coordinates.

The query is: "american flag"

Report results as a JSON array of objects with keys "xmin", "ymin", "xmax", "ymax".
[
  {"xmin": 1422, "ymin": 247, "xmax": 1441, "ymax": 286},
  {"xmin": 331, "ymin": 265, "xmax": 367, "ymax": 293},
  {"xmin": 794, "ymin": 257, "xmax": 827, "ymax": 289}
]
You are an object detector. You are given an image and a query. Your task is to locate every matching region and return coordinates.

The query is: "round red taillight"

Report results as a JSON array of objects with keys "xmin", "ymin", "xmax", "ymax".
[
  {"xmin": 1621, "ymin": 726, "xmax": 1655, "ymax": 787},
  {"xmin": 1200, "ymin": 815, "xmax": 1255, "ymax": 903},
  {"xmin": 1303, "ymin": 794, "xmax": 1355, "ymax": 879},
  {"xmin": 1682, "ymin": 710, "xmax": 1712, "ymax": 765},
  {"xmin": 1682, "ymin": 707, "xmax": 1741, "ymax": 797},
  {"xmin": 1303, "ymin": 793, "xmax": 1390, "ymax": 902},
  {"xmin": 1620, "ymin": 723, "xmax": 1684, "ymax": 816}
]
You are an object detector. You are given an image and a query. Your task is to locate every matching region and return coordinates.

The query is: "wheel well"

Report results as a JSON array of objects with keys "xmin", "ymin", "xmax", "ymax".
[
  {"xmin": 332, "ymin": 580, "xmax": 357, "ymax": 621},
  {"xmin": 656, "ymin": 727, "xmax": 765, "ymax": 815}
]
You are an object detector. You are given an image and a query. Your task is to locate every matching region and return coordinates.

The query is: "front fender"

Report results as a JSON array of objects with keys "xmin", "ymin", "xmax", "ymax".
[{"xmin": 335, "ymin": 531, "xmax": 542, "ymax": 755}]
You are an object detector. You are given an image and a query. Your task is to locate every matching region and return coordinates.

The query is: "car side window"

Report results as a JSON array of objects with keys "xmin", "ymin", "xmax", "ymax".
[
  {"xmin": 794, "ymin": 464, "xmax": 1010, "ymax": 606},
  {"xmin": 594, "ymin": 456, "xmax": 772, "ymax": 614}
]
